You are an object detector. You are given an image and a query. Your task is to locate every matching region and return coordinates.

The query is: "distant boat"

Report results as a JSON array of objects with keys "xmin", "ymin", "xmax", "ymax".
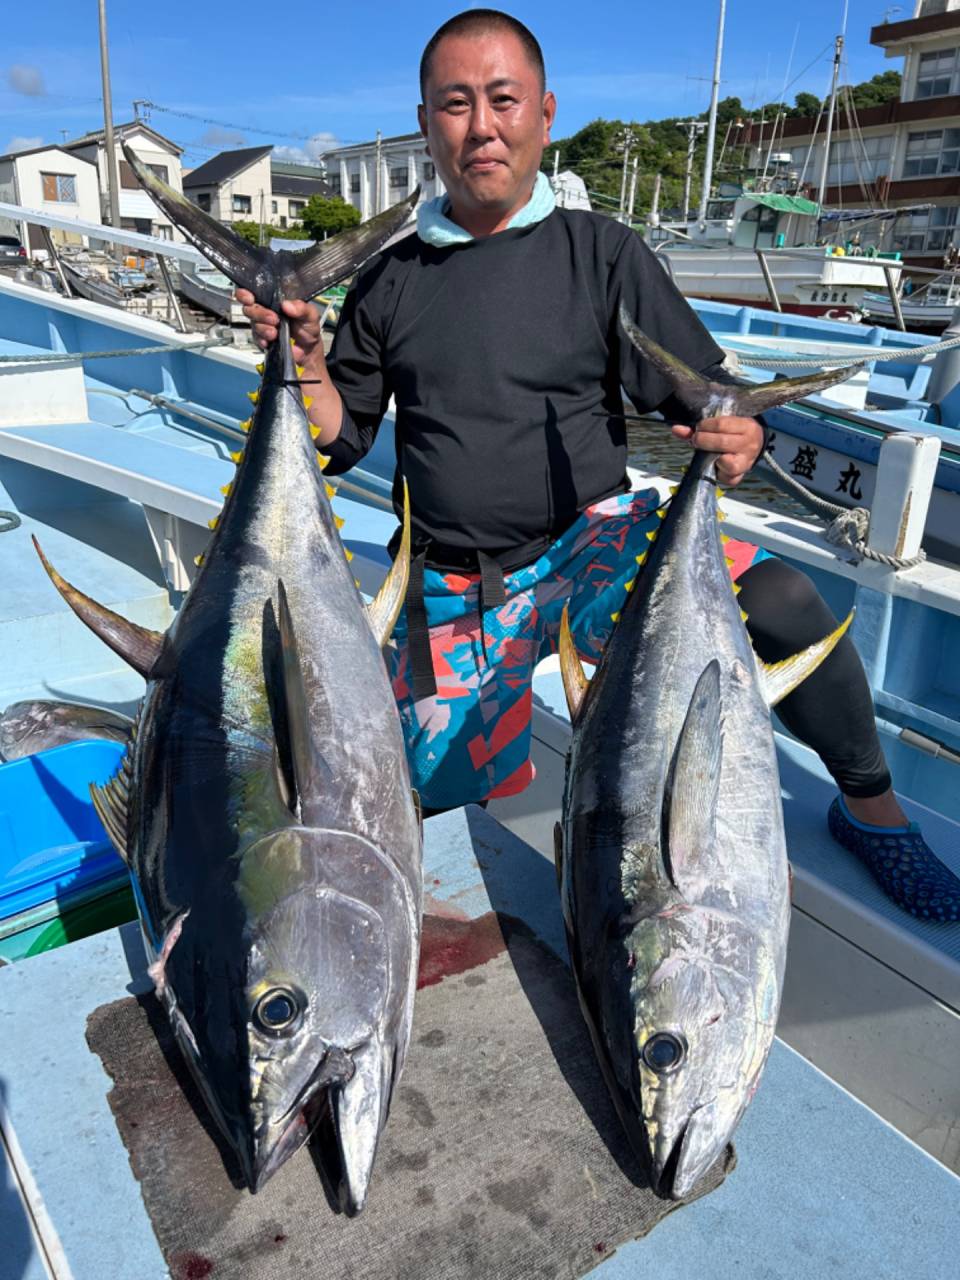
[{"xmin": 862, "ymin": 272, "xmax": 960, "ymax": 334}]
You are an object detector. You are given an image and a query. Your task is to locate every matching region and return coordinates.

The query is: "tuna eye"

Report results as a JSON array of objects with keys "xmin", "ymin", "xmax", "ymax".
[
  {"xmin": 642, "ymin": 1032, "xmax": 686, "ymax": 1074},
  {"xmin": 253, "ymin": 987, "xmax": 302, "ymax": 1035}
]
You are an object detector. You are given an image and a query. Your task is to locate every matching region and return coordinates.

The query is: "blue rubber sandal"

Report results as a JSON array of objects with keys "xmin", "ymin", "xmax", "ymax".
[{"xmin": 828, "ymin": 796, "xmax": 960, "ymax": 923}]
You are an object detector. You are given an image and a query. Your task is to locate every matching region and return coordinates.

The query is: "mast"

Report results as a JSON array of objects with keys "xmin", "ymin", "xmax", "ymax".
[
  {"xmin": 817, "ymin": 3, "xmax": 849, "ymax": 211},
  {"xmin": 697, "ymin": 0, "xmax": 727, "ymax": 221}
]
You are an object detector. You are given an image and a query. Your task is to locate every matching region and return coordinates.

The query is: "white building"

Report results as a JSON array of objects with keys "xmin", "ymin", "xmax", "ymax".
[
  {"xmin": 321, "ymin": 133, "xmax": 444, "ymax": 219},
  {"xmin": 744, "ymin": 0, "xmax": 960, "ymax": 264},
  {"xmin": 0, "ymin": 144, "xmax": 101, "ymax": 253},
  {"xmin": 63, "ymin": 121, "xmax": 186, "ymax": 241},
  {"xmin": 183, "ymin": 146, "xmax": 275, "ymax": 225}
]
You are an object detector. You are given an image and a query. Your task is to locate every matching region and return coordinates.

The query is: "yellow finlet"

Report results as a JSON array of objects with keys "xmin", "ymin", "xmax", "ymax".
[
  {"xmin": 303, "ymin": 396, "xmax": 313, "ymax": 410},
  {"xmin": 247, "ymin": 390, "xmax": 259, "ymax": 405},
  {"xmin": 317, "ymin": 453, "xmax": 330, "ymax": 470},
  {"xmin": 635, "ymin": 550, "xmax": 648, "ymax": 566},
  {"xmin": 230, "ymin": 450, "xmax": 244, "ymax": 465},
  {"xmin": 720, "ymin": 533, "xmax": 731, "ymax": 545},
  {"xmin": 296, "ymin": 364, "xmax": 305, "ymax": 377},
  {"xmin": 716, "ymin": 487, "xmax": 725, "ymax": 498},
  {"xmin": 207, "ymin": 516, "xmax": 218, "ymax": 530},
  {"xmin": 610, "ymin": 611, "xmax": 620, "ymax": 623},
  {"xmin": 219, "ymin": 483, "xmax": 232, "ymax": 497},
  {"xmin": 656, "ymin": 507, "xmax": 668, "ymax": 520},
  {"xmin": 733, "ymin": 583, "xmax": 742, "ymax": 595},
  {"xmin": 718, "ymin": 508, "xmax": 728, "ymax": 521},
  {"xmin": 669, "ymin": 484, "xmax": 679, "ymax": 495},
  {"xmin": 309, "ymin": 423, "xmax": 321, "ymax": 439},
  {"xmin": 255, "ymin": 361, "xmax": 265, "ymax": 375},
  {"xmin": 645, "ymin": 529, "xmax": 658, "ymax": 543},
  {"xmin": 193, "ymin": 554, "xmax": 204, "ymax": 567},
  {"xmin": 344, "ymin": 548, "xmax": 354, "ymax": 562},
  {"xmin": 725, "ymin": 556, "xmax": 735, "ymax": 568},
  {"xmin": 334, "ymin": 515, "xmax": 345, "ymax": 530},
  {"xmin": 740, "ymin": 608, "xmax": 749, "ymax": 623},
  {"xmin": 354, "ymin": 578, "xmax": 361, "ymax": 589},
  {"xmin": 325, "ymin": 482, "xmax": 336, "ymax": 499},
  {"xmin": 624, "ymin": 577, "xmax": 636, "ymax": 592},
  {"xmin": 238, "ymin": 418, "xmax": 252, "ymax": 433}
]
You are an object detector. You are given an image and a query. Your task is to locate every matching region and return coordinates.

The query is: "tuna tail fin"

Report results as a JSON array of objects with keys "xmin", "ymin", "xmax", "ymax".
[
  {"xmin": 32, "ymin": 536, "xmax": 163, "ymax": 677},
  {"xmin": 366, "ymin": 480, "xmax": 411, "ymax": 647},
  {"xmin": 121, "ymin": 142, "xmax": 419, "ymax": 302},
  {"xmin": 758, "ymin": 610, "xmax": 854, "ymax": 707},
  {"xmin": 663, "ymin": 660, "xmax": 723, "ymax": 894},
  {"xmin": 618, "ymin": 304, "xmax": 865, "ymax": 418}
]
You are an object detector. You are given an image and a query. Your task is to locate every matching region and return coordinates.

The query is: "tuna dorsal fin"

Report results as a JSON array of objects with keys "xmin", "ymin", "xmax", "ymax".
[
  {"xmin": 559, "ymin": 605, "xmax": 590, "ymax": 723},
  {"xmin": 122, "ymin": 143, "xmax": 419, "ymax": 303},
  {"xmin": 618, "ymin": 304, "xmax": 864, "ymax": 418},
  {"xmin": 32, "ymin": 536, "xmax": 163, "ymax": 678},
  {"xmin": 366, "ymin": 480, "xmax": 411, "ymax": 647},
  {"xmin": 274, "ymin": 580, "xmax": 327, "ymax": 817},
  {"xmin": 662, "ymin": 660, "xmax": 723, "ymax": 891},
  {"xmin": 758, "ymin": 610, "xmax": 854, "ymax": 707}
]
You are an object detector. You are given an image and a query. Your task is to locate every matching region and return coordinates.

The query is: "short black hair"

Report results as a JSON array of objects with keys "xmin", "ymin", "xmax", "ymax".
[{"xmin": 419, "ymin": 9, "xmax": 546, "ymax": 99}]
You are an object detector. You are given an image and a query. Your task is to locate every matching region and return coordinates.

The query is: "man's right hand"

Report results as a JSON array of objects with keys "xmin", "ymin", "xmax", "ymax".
[{"xmin": 236, "ymin": 292, "xmax": 323, "ymax": 367}]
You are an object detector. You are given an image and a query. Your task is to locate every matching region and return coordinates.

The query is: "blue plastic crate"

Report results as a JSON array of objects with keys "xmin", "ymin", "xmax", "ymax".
[{"xmin": 0, "ymin": 741, "xmax": 127, "ymax": 924}]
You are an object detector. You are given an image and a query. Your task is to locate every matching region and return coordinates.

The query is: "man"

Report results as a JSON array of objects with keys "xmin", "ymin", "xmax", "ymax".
[{"xmin": 240, "ymin": 9, "xmax": 960, "ymax": 922}]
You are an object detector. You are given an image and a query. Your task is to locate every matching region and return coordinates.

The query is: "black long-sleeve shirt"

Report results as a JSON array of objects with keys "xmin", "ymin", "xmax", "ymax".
[{"xmin": 324, "ymin": 209, "xmax": 726, "ymax": 571}]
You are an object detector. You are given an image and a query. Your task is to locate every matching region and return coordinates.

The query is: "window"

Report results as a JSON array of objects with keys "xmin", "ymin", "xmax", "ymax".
[
  {"xmin": 389, "ymin": 168, "xmax": 408, "ymax": 189},
  {"xmin": 146, "ymin": 163, "xmax": 169, "ymax": 183},
  {"xmin": 194, "ymin": 192, "xmax": 211, "ymax": 211},
  {"xmin": 827, "ymin": 135, "xmax": 892, "ymax": 187},
  {"xmin": 705, "ymin": 199, "xmax": 736, "ymax": 221},
  {"xmin": 423, "ymin": 161, "xmax": 435, "ymax": 181},
  {"xmin": 350, "ymin": 172, "xmax": 361, "ymax": 193},
  {"xmin": 289, "ymin": 200, "xmax": 305, "ymax": 216},
  {"xmin": 155, "ymin": 224, "xmax": 172, "ymax": 240},
  {"xmin": 41, "ymin": 172, "xmax": 77, "ymax": 203},
  {"xmin": 232, "ymin": 194, "xmax": 252, "ymax": 214},
  {"xmin": 271, "ymin": 200, "xmax": 278, "ymax": 214},
  {"xmin": 119, "ymin": 160, "xmax": 139, "ymax": 190},
  {"xmin": 903, "ymin": 129, "xmax": 960, "ymax": 178},
  {"xmin": 327, "ymin": 173, "xmax": 341, "ymax": 194},
  {"xmin": 893, "ymin": 204, "xmax": 959, "ymax": 253},
  {"xmin": 916, "ymin": 47, "xmax": 959, "ymax": 99}
]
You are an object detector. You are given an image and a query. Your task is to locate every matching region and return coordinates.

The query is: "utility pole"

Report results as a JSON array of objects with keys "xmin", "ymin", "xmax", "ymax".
[
  {"xmin": 697, "ymin": 0, "xmax": 727, "ymax": 222},
  {"xmin": 616, "ymin": 127, "xmax": 636, "ymax": 223},
  {"xmin": 97, "ymin": 0, "xmax": 122, "ymax": 242},
  {"xmin": 374, "ymin": 130, "xmax": 382, "ymax": 216},
  {"xmin": 553, "ymin": 148, "xmax": 560, "ymax": 180},
  {"xmin": 679, "ymin": 120, "xmax": 706, "ymax": 222},
  {"xmin": 649, "ymin": 172, "xmax": 662, "ymax": 229},
  {"xmin": 627, "ymin": 156, "xmax": 639, "ymax": 226},
  {"xmin": 817, "ymin": 31, "xmax": 844, "ymax": 211}
]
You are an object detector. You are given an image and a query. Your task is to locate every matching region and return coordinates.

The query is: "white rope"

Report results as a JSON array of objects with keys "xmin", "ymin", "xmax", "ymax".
[
  {"xmin": 0, "ymin": 335, "xmax": 230, "ymax": 364},
  {"xmin": 727, "ymin": 331, "xmax": 960, "ymax": 369}
]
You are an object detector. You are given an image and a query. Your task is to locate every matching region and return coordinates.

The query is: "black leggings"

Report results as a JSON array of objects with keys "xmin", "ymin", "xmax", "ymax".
[{"xmin": 737, "ymin": 557, "xmax": 891, "ymax": 799}]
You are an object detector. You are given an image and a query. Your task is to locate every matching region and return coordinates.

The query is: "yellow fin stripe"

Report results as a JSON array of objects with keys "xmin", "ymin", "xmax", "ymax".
[{"xmin": 247, "ymin": 390, "xmax": 259, "ymax": 405}]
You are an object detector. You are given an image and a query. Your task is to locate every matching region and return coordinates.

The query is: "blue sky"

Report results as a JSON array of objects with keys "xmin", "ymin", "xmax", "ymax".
[{"xmin": 2, "ymin": 1, "xmax": 899, "ymax": 168}]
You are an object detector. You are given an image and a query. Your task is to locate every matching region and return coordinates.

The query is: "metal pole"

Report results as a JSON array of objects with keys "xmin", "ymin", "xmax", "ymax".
[
  {"xmin": 817, "ymin": 33, "xmax": 844, "ymax": 211},
  {"xmin": 40, "ymin": 226, "xmax": 73, "ymax": 297},
  {"xmin": 883, "ymin": 263, "xmax": 906, "ymax": 331},
  {"xmin": 97, "ymin": 0, "xmax": 122, "ymax": 245},
  {"xmin": 682, "ymin": 123, "xmax": 698, "ymax": 222},
  {"xmin": 627, "ymin": 156, "xmax": 639, "ymax": 226},
  {"xmin": 553, "ymin": 148, "xmax": 560, "ymax": 180},
  {"xmin": 755, "ymin": 250, "xmax": 782, "ymax": 312},
  {"xmin": 374, "ymin": 130, "xmax": 382, "ymax": 216},
  {"xmin": 156, "ymin": 255, "xmax": 187, "ymax": 333},
  {"xmin": 698, "ymin": 0, "xmax": 727, "ymax": 221},
  {"xmin": 618, "ymin": 130, "xmax": 633, "ymax": 223}
]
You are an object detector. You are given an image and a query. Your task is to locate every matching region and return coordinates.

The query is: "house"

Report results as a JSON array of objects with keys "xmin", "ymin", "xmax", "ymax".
[
  {"xmin": 63, "ymin": 121, "xmax": 186, "ymax": 240},
  {"xmin": 321, "ymin": 133, "xmax": 444, "ymax": 219},
  {"xmin": 270, "ymin": 160, "xmax": 334, "ymax": 228},
  {"xmin": 0, "ymin": 144, "xmax": 101, "ymax": 253},
  {"xmin": 182, "ymin": 147, "xmax": 274, "ymax": 224},
  {"xmin": 742, "ymin": 0, "xmax": 960, "ymax": 266}
]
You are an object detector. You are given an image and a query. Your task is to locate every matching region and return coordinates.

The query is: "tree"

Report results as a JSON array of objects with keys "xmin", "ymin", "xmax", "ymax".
[
  {"xmin": 300, "ymin": 195, "xmax": 361, "ymax": 239},
  {"xmin": 848, "ymin": 70, "xmax": 901, "ymax": 110},
  {"xmin": 231, "ymin": 220, "xmax": 306, "ymax": 245},
  {"xmin": 792, "ymin": 92, "xmax": 821, "ymax": 118}
]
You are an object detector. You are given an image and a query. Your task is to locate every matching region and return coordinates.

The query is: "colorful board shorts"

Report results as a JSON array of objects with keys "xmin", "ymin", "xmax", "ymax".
[{"xmin": 389, "ymin": 489, "xmax": 769, "ymax": 810}]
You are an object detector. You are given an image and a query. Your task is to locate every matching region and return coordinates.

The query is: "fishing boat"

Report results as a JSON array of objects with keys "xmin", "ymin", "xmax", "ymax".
[
  {"xmin": 0, "ymin": 251, "xmax": 958, "ymax": 1273},
  {"xmin": 174, "ymin": 262, "xmax": 235, "ymax": 322},
  {"xmin": 862, "ymin": 271, "xmax": 960, "ymax": 334}
]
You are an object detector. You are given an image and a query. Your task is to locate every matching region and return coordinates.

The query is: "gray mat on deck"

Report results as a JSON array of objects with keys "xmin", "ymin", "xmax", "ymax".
[{"xmin": 86, "ymin": 914, "xmax": 734, "ymax": 1280}]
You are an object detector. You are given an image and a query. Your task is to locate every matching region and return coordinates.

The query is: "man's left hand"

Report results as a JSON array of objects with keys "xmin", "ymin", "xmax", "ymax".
[{"xmin": 671, "ymin": 416, "xmax": 765, "ymax": 488}]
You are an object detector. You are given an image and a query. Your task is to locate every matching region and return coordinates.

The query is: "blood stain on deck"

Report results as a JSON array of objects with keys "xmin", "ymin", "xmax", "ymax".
[{"xmin": 417, "ymin": 910, "xmax": 506, "ymax": 989}]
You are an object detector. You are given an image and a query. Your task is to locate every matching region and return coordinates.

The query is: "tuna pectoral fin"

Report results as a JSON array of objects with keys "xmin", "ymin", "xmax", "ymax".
[
  {"xmin": 759, "ymin": 611, "xmax": 854, "ymax": 707},
  {"xmin": 559, "ymin": 605, "xmax": 590, "ymax": 722},
  {"xmin": 273, "ymin": 580, "xmax": 326, "ymax": 816},
  {"xmin": 366, "ymin": 480, "xmax": 410, "ymax": 647},
  {"xmin": 663, "ymin": 661, "xmax": 723, "ymax": 891},
  {"xmin": 618, "ymin": 305, "xmax": 864, "ymax": 416},
  {"xmin": 32, "ymin": 536, "xmax": 163, "ymax": 677}
]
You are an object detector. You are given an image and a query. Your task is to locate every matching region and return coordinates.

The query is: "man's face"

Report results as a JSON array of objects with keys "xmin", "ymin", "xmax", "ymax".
[{"xmin": 418, "ymin": 30, "xmax": 556, "ymax": 231}]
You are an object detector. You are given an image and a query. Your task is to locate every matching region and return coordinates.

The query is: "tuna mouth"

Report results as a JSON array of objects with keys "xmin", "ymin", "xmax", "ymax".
[{"xmin": 654, "ymin": 1123, "xmax": 689, "ymax": 1200}]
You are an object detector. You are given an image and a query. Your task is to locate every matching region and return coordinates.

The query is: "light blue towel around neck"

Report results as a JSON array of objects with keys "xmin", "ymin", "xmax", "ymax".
[{"xmin": 416, "ymin": 171, "xmax": 556, "ymax": 247}]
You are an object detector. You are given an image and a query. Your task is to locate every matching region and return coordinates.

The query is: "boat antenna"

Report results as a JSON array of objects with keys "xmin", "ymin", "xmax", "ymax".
[{"xmin": 697, "ymin": 0, "xmax": 727, "ymax": 222}]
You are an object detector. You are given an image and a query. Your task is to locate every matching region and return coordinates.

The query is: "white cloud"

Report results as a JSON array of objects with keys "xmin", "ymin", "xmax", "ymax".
[
  {"xmin": 7, "ymin": 65, "xmax": 45, "ymax": 96},
  {"xmin": 199, "ymin": 125, "xmax": 246, "ymax": 149},
  {"xmin": 5, "ymin": 135, "xmax": 43, "ymax": 154},
  {"xmin": 272, "ymin": 132, "xmax": 341, "ymax": 165}
]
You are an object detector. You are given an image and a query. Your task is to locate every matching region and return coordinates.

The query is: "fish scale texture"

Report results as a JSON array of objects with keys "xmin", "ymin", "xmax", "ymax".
[{"xmin": 86, "ymin": 917, "xmax": 733, "ymax": 1280}]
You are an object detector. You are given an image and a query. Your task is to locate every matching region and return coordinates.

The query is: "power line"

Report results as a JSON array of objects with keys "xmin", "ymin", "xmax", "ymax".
[{"xmin": 136, "ymin": 99, "xmax": 363, "ymax": 147}]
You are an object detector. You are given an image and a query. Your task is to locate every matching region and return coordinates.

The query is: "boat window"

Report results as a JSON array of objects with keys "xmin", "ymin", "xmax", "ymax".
[
  {"xmin": 705, "ymin": 199, "xmax": 735, "ymax": 221},
  {"xmin": 733, "ymin": 204, "xmax": 780, "ymax": 249}
]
